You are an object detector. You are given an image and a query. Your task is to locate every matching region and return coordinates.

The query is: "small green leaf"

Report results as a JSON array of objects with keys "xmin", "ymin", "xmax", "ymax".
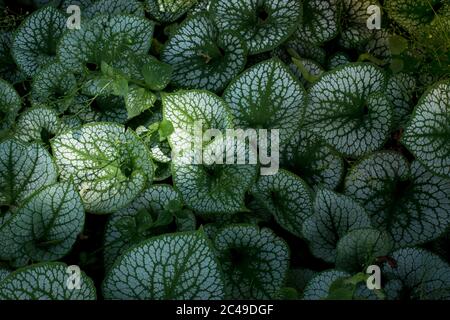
[
  {"xmin": 0, "ymin": 79, "xmax": 21, "ymax": 136},
  {"xmin": 142, "ymin": 57, "xmax": 173, "ymax": 91},
  {"xmin": 125, "ymin": 86, "xmax": 157, "ymax": 120},
  {"xmin": 345, "ymin": 151, "xmax": 450, "ymax": 247},
  {"xmin": 388, "ymin": 35, "xmax": 409, "ymax": 55},
  {"xmin": 223, "ymin": 58, "xmax": 306, "ymax": 145},
  {"xmin": 103, "ymin": 231, "xmax": 225, "ymax": 299}
]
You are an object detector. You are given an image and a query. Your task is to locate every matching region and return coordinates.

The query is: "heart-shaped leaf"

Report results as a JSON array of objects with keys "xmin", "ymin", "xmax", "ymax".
[
  {"xmin": 141, "ymin": 57, "xmax": 173, "ymax": 91},
  {"xmin": 303, "ymin": 270, "xmax": 350, "ymax": 300},
  {"xmin": 103, "ymin": 184, "xmax": 182, "ymax": 269},
  {"xmin": 402, "ymin": 81, "xmax": 450, "ymax": 178},
  {"xmin": 0, "ymin": 262, "xmax": 96, "ymax": 300},
  {"xmin": 251, "ymin": 169, "xmax": 313, "ymax": 238},
  {"xmin": 210, "ymin": 0, "xmax": 302, "ymax": 54},
  {"xmin": 339, "ymin": 0, "xmax": 378, "ymax": 48},
  {"xmin": 51, "ymin": 123, "xmax": 154, "ymax": 214},
  {"xmin": 383, "ymin": 248, "xmax": 450, "ymax": 300},
  {"xmin": 103, "ymin": 231, "xmax": 225, "ymax": 299},
  {"xmin": 31, "ymin": 62, "xmax": 78, "ymax": 112},
  {"xmin": 282, "ymin": 128, "xmax": 344, "ymax": 190},
  {"xmin": 294, "ymin": 0, "xmax": 340, "ymax": 45},
  {"xmin": 345, "ymin": 151, "xmax": 450, "ymax": 247},
  {"xmin": 302, "ymin": 189, "xmax": 372, "ymax": 263},
  {"xmin": 161, "ymin": 13, "xmax": 247, "ymax": 92},
  {"xmin": 213, "ymin": 224, "xmax": 289, "ymax": 299},
  {"xmin": 335, "ymin": 228, "xmax": 393, "ymax": 273},
  {"xmin": 0, "ymin": 182, "xmax": 84, "ymax": 263},
  {"xmin": 125, "ymin": 86, "xmax": 157, "ymax": 120},
  {"xmin": 305, "ymin": 63, "xmax": 391, "ymax": 157},
  {"xmin": 223, "ymin": 58, "xmax": 306, "ymax": 144},
  {"xmin": 0, "ymin": 139, "xmax": 57, "ymax": 207},
  {"xmin": 12, "ymin": 6, "xmax": 66, "ymax": 76}
]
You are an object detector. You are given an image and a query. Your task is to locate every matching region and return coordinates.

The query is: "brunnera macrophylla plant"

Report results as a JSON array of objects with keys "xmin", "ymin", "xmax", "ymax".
[{"xmin": 0, "ymin": 0, "xmax": 449, "ymax": 301}]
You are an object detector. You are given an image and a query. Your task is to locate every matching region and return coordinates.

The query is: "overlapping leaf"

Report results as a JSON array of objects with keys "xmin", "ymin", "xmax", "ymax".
[
  {"xmin": 340, "ymin": 0, "xmax": 377, "ymax": 48},
  {"xmin": 31, "ymin": 62, "xmax": 77, "ymax": 112},
  {"xmin": 12, "ymin": 6, "xmax": 66, "ymax": 76},
  {"xmin": 15, "ymin": 107, "xmax": 61, "ymax": 145},
  {"xmin": 163, "ymin": 90, "xmax": 257, "ymax": 215},
  {"xmin": 402, "ymin": 81, "xmax": 450, "ymax": 178},
  {"xmin": 223, "ymin": 58, "xmax": 306, "ymax": 145},
  {"xmin": 103, "ymin": 231, "xmax": 225, "ymax": 299},
  {"xmin": 0, "ymin": 139, "xmax": 57, "ymax": 207},
  {"xmin": 345, "ymin": 151, "xmax": 450, "ymax": 247},
  {"xmin": 0, "ymin": 79, "xmax": 21, "ymax": 136},
  {"xmin": 302, "ymin": 189, "xmax": 372, "ymax": 263},
  {"xmin": 386, "ymin": 73, "xmax": 417, "ymax": 127},
  {"xmin": 0, "ymin": 263, "xmax": 96, "ymax": 300},
  {"xmin": 145, "ymin": 0, "xmax": 198, "ymax": 23},
  {"xmin": 282, "ymin": 128, "xmax": 344, "ymax": 189},
  {"xmin": 213, "ymin": 224, "xmax": 289, "ymax": 299},
  {"xmin": 0, "ymin": 182, "xmax": 84, "ymax": 263},
  {"xmin": 0, "ymin": 31, "xmax": 25, "ymax": 83},
  {"xmin": 58, "ymin": 14, "xmax": 154, "ymax": 72},
  {"xmin": 103, "ymin": 184, "xmax": 182, "ymax": 269},
  {"xmin": 251, "ymin": 170, "xmax": 313, "ymax": 238},
  {"xmin": 51, "ymin": 123, "xmax": 154, "ymax": 213},
  {"xmin": 210, "ymin": 0, "xmax": 302, "ymax": 54},
  {"xmin": 161, "ymin": 13, "xmax": 247, "ymax": 92},
  {"xmin": 303, "ymin": 270, "xmax": 350, "ymax": 300},
  {"xmin": 84, "ymin": 0, "xmax": 145, "ymax": 19},
  {"xmin": 294, "ymin": 0, "xmax": 340, "ymax": 45},
  {"xmin": 383, "ymin": 248, "xmax": 450, "ymax": 299},
  {"xmin": 335, "ymin": 228, "xmax": 393, "ymax": 273}
]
